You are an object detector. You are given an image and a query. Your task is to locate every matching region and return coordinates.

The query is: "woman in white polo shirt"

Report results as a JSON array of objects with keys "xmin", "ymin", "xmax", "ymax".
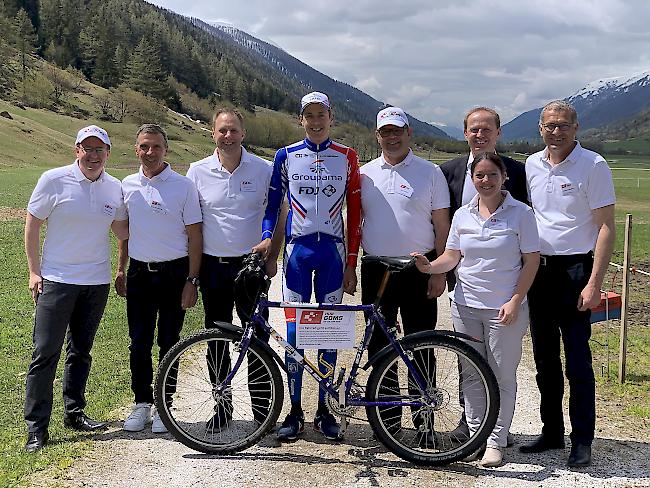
[{"xmin": 413, "ymin": 152, "xmax": 540, "ymax": 467}]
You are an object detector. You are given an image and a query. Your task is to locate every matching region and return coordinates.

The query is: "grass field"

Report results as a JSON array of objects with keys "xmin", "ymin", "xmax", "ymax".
[{"xmin": 0, "ymin": 101, "xmax": 648, "ymax": 485}]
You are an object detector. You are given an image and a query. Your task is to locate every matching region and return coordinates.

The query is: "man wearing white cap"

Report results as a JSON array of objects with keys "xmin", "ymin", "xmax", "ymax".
[
  {"xmin": 253, "ymin": 91, "xmax": 362, "ymax": 441},
  {"xmin": 24, "ymin": 125, "xmax": 128, "ymax": 452},
  {"xmin": 360, "ymin": 107, "xmax": 450, "ymax": 438}
]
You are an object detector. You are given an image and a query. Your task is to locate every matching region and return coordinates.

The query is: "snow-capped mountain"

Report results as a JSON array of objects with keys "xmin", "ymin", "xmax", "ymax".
[{"xmin": 501, "ymin": 70, "xmax": 650, "ymax": 141}]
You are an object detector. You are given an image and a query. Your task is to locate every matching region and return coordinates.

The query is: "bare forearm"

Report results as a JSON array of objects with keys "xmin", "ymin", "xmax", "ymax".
[
  {"xmin": 24, "ymin": 214, "xmax": 43, "ymax": 275},
  {"xmin": 511, "ymin": 253, "xmax": 540, "ymax": 303},
  {"xmin": 117, "ymin": 239, "xmax": 129, "ymax": 272},
  {"xmin": 186, "ymin": 224, "xmax": 203, "ymax": 277},
  {"xmin": 430, "ymin": 249, "xmax": 461, "ymax": 274},
  {"xmin": 589, "ymin": 222, "xmax": 615, "ymax": 290}
]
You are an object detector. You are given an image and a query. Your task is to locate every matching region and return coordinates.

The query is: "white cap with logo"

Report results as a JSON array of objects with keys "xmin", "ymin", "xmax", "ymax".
[
  {"xmin": 300, "ymin": 91, "xmax": 331, "ymax": 113},
  {"xmin": 75, "ymin": 125, "xmax": 111, "ymax": 147},
  {"xmin": 376, "ymin": 107, "xmax": 409, "ymax": 129}
]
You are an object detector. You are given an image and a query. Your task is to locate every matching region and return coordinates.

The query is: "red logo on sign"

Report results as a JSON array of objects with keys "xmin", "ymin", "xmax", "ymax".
[{"xmin": 300, "ymin": 311, "xmax": 324, "ymax": 324}]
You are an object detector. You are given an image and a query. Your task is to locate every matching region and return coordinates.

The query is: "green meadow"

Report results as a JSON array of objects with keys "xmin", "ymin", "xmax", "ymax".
[{"xmin": 0, "ymin": 101, "xmax": 648, "ymax": 485}]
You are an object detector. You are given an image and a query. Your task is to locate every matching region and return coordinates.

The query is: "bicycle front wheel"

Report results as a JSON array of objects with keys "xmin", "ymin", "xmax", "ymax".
[
  {"xmin": 155, "ymin": 328, "xmax": 284, "ymax": 454},
  {"xmin": 365, "ymin": 334, "xmax": 499, "ymax": 465}
]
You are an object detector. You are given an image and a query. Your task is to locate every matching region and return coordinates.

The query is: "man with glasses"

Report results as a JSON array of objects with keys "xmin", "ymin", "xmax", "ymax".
[
  {"xmin": 24, "ymin": 125, "xmax": 128, "ymax": 452},
  {"xmin": 520, "ymin": 100, "xmax": 616, "ymax": 467},
  {"xmin": 116, "ymin": 124, "xmax": 202, "ymax": 434},
  {"xmin": 359, "ymin": 107, "xmax": 450, "ymax": 440},
  {"xmin": 439, "ymin": 107, "xmax": 527, "ymax": 444}
]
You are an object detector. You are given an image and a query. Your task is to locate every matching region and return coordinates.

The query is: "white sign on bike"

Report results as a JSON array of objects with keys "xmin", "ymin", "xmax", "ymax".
[{"xmin": 295, "ymin": 309, "xmax": 356, "ymax": 349}]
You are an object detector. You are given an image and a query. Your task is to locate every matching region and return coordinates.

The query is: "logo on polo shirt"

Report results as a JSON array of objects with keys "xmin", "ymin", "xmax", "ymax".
[{"xmin": 300, "ymin": 311, "xmax": 324, "ymax": 324}]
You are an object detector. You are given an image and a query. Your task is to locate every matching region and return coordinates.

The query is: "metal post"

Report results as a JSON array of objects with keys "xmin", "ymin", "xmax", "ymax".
[{"xmin": 618, "ymin": 214, "xmax": 632, "ymax": 384}]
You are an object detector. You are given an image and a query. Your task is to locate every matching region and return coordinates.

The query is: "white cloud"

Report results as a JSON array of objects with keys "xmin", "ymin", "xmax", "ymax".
[{"xmin": 148, "ymin": 0, "xmax": 650, "ymax": 126}]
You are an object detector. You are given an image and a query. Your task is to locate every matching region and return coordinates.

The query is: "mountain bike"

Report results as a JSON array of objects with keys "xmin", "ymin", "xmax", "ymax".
[{"xmin": 154, "ymin": 253, "xmax": 499, "ymax": 465}]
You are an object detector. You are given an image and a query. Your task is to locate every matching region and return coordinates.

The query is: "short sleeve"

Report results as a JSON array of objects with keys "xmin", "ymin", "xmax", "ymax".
[
  {"xmin": 27, "ymin": 173, "xmax": 57, "ymax": 220},
  {"xmin": 518, "ymin": 207, "xmax": 540, "ymax": 254},
  {"xmin": 445, "ymin": 212, "xmax": 461, "ymax": 250},
  {"xmin": 587, "ymin": 159, "xmax": 616, "ymax": 210},
  {"xmin": 431, "ymin": 165, "xmax": 451, "ymax": 211},
  {"xmin": 182, "ymin": 178, "xmax": 203, "ymax": 225}
]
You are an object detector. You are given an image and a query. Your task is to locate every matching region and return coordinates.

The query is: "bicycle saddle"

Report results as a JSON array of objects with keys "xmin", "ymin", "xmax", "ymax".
[{"xmin": 361, "ymin": 255, "xmax": 415, "ymax": 270}]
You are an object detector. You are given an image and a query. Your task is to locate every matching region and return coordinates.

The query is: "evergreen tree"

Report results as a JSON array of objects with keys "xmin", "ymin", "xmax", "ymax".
[
  {"xmin": 123, "ymin": 37, "xmax": 171, "ymax": 101},
  {"xmin": 14, "ymin": 7, "xmax": 36, "ymax": 98}
]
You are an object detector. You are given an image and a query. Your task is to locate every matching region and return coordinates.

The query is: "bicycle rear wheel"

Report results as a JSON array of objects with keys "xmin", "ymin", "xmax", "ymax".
[
  {"xmin": 155, "ymin": 328, "xmax": 283, "ymax": 454},
  {"xmin": 365, "ymin": 334, "xmax": 499, "ymax": 465}
]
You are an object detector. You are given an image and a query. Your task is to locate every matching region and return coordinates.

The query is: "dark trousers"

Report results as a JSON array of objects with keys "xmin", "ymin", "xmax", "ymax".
[
  {"xmin": 126, "ymin": 257, "xmax": 188, "ymax": 404},
  {"xmin": 200, "ymin": 254, "xmax": 271, "ymax": 420},
  {"xmin": 361, "ymin": 253, "xmax": 438, "ymax": 358},
  {"xmin": 24, "ymin": 280, "xmax": 109, "ymax": 432},
  {"xmin": 361, "ymin": 254, "xmax": 438, "ymax": 429},
  {"xmin": 528, "ymin": 254, "xmax": 596, "ymax": 445}
]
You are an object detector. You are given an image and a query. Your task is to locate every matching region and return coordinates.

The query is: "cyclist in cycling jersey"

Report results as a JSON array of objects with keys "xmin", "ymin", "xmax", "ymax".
[{"xmin": 253, "ymin": 91, "xmax": 361, "ymax": 441}]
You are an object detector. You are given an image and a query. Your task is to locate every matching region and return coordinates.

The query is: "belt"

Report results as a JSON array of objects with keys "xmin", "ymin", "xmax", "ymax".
[
  {"xmin": 130, "ymin": 256, "xmax": 188, "ymax": 273},
  {"xmin": 539, "ymin": 252, "xmax": 593, "ymax": 267},
  {"xmin": 204, "ymin": 254, "xmax": 246, "ymax": 265}
]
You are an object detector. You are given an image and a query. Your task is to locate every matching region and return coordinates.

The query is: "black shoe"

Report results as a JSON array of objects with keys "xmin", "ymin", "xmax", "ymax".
[
  {"xmin": 25, "ymin": 430, "xmax": 49, "ymax": 453},
  {"xmin": 64, "ymin": 412, "xmax": 108, "ymax": 432},
  {"xmin": 447, "ymin": 419, "xmax": 470, "ymax": 442},
  {"xmin": 519, "ymin": 433, "xmax": 565, "ymax": 453},
  {"xmin": 206, "ymin": 404, "xmax": 232, "ymax": 432},
  {"xmin": 567, "ymin": 443, "xmax": 591, "ymax": 467}
]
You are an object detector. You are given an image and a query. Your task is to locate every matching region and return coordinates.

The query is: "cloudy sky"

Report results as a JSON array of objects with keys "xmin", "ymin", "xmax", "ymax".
[{"xmin": 148, "ymin": 0, "xmax": 650, "ymax": 129}]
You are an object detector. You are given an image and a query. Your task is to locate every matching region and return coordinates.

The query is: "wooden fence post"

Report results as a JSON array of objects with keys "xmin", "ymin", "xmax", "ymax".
[{"xmin": 618, "ymin": 214, "xmax": 632, "ymax": 384}]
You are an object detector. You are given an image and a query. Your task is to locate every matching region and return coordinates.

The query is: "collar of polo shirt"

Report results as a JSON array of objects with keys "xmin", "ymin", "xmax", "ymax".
[
  {"xmin": 139, "ymin": 163, "xmax": 171, "ymax": 181},
  {"xmin": 381, "ymin": 148, "xmax": 414, "ymax": 168},
  {"xmin": 73, "ymin": 159, "xmax": 104, "ymax": 183}
]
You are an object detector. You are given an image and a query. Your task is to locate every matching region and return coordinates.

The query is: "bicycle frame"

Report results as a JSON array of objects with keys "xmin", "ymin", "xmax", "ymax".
[{"xmin": 220, "ymin": 295, "xmax": 435, "ymax": 414}]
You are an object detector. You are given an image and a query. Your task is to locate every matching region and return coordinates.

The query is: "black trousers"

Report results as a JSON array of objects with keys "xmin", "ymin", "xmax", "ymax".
[
  {"xmin": 126, "ymin": 257, "xmax": 188, "ymax": 404},
  {"xmin": 24, "ymin": 280, "xmax": 109, "ymax": 432},
  {"xmin": 361, "ymin": 253, "xmax": 438, "ymax": 430},
  {"xmin": 200, "ymin": 254, "xmax": 271, "ymax": 420},
  {"xmin": 361, "ymin": 251, "xmax": 438, "ymax": 358},
  {"xmin": 527, "ymin": 253, "xmax": 596, "ymax": 445}
]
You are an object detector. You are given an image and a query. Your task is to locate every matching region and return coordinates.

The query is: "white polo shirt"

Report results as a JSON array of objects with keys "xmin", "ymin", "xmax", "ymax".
[
  {"xmin": 526, "ymin": 142, "xmax": 616, "ymax": 255},
  {"xmin": 447, "ymin": 191, "xmax": 540, "ymax": 309},
  {"xmin": 187, "ymin": 147, "xmax": 272, "ymax": 257},
  {"xmin": 122, "ymin": 164, "xmax": 202, "ymax": 262},
  {"xmin": 27, "ymin": 162, "xmax": 127, "ymax": 285},
  {"xmin": 360, "ymin": 150, "xmax": 450, "ymax": 256}
]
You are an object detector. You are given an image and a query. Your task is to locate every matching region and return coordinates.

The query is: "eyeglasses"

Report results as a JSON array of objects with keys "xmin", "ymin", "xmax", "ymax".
[
  {"xmin": 80, "ymin": 146, "xmax": 106, "ymax": 155},
  {"xmin": 540, "ymin": 123, "xmax": 575, "ymax": 133},
  {"xmin": 377, "ymin": 127, "xmax": 406, "ymax": 137}
]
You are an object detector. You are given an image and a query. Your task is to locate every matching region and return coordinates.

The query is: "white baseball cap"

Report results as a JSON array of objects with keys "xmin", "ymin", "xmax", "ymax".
[
  {"xmin": 377, "ymin": 107, "xmax": 409, "ymax": 129},
  {"xmin": 300, "ymin": 92, "xmax": 331, "ymax": 113},
  {"xmin": 75, "ymin": 125, "xmax": 111, "ymax": 147}
]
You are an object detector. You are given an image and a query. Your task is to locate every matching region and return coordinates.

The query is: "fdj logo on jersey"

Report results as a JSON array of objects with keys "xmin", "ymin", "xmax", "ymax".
[{"xmin": 298, "ymin": 184, "xmax": 337, "ymax": 196}]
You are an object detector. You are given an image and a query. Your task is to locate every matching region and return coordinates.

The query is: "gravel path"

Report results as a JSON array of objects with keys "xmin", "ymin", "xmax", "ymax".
[{"xmin": 30, "ymin": 273, "xmax": 650, "ymax": 487}]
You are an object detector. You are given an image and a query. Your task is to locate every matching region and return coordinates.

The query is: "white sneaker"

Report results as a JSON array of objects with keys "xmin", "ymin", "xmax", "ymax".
[
  {"xmin": 151, "ymin": 409, "xmax": 168, "ymax": 434},
  {"xmin": 124, "ymin": 403, "xmax": 152, "ymax": 432}
]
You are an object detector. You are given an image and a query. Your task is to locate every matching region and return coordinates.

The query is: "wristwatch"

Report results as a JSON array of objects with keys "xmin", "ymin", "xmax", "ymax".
[{"xmin": 186, "ymin": 276, "xmax": 200, "ymax": 287}]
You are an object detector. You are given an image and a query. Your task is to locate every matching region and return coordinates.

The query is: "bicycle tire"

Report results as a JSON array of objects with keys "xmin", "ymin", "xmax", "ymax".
[
  {"xmin": 365, "ymin": 334, "xmax": 499, "ymax": 465},
  {"xmin": 154, "ymin": 328, "xmax": 284, "ymax": 454}
]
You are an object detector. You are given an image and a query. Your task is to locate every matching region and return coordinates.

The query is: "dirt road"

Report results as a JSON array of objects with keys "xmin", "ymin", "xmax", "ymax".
[{"xmin": 29, "ymin": 274, "xmax": 649, "ymax": 487}]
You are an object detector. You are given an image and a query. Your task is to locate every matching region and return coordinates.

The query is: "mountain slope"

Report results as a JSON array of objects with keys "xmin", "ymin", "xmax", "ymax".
[
  {"xmin": 192, "ymin": 20, "xmax": 450, "ymax": 139},
  {"xmin": 502, "ymin": 71, "xmax": 650, "ymax": 141}
]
